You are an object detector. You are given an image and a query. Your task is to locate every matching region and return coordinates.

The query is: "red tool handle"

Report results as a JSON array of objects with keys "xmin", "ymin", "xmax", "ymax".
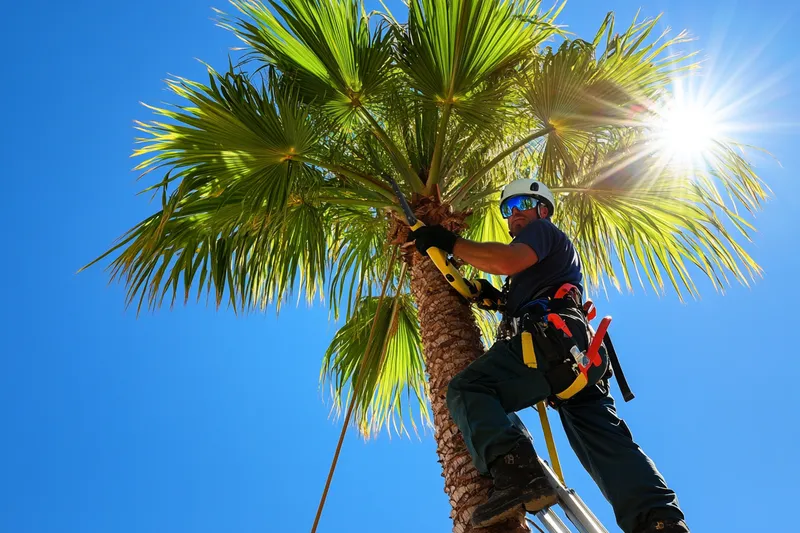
[
  {"xmin": 554, "ymin": 283, "xmax": 579, "ymax": 299},
  {"xmin": 547, "ymin": 313, "xmax": 573, "ymax": 337},
  {"xmin": 586, "ymin": 316, "xmax": 612, "ymax": 366}
]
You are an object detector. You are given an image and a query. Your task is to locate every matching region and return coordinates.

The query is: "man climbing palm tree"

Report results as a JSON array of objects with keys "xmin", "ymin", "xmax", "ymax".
[{"xmin": 409, "ymin": 178, "xmax": 689, "ymax": 533}]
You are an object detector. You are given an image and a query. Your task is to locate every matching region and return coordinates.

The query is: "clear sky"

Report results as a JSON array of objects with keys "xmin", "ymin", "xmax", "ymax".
[{"xmin": 1, "ymin": 1, "xmax": 798, "ymax": 532}]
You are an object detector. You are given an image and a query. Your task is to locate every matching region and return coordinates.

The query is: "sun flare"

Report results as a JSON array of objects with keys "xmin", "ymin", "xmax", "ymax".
[
  {"xmin": 644, "ymin": 82, "xmax": 731, "ymax": 171},
  {"xmin": 654, "ymin": 102, "xmax": 720, "ymax": 158}
]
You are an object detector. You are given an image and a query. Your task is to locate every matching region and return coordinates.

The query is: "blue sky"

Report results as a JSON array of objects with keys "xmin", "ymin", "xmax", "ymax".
[{"xmin": 1, "ymin": 1, "xmax": 798, "ymax": 532}]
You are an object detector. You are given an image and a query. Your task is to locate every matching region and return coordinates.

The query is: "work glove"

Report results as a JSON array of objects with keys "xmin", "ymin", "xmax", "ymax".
[
  {"xmin": 408, "ymin": 225, "xmax": 458, "ymax": 255},
  {"xmin": 474, "ymin": 279, "xmax": 504, "ymax": 311}
]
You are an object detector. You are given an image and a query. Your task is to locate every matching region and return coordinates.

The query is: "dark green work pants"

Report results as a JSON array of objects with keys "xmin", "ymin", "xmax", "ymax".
[{"xmin": 446, "ymin": 323, "xmax": 685, "ymax": 533}]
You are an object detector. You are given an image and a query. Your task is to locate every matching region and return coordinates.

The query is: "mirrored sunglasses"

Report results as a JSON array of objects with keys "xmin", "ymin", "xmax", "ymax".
[{"xmin": 500, "ymin": 195, "xmax": 540, "ymax": 219}]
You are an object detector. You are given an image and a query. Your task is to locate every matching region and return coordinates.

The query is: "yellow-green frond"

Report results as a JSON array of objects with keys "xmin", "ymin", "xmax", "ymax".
[
  {"xmin": 222, "ymin": 0, "xmax": 395, "ymax": 126},
  {"xmin": 321, "ymin": 294, "xmax": 430, "ymax": 438},
  {"xmin": 326, "ymin": 205, "xmax": 394, "ymax": 321},
  {"xmin": 553, "ymin": 138, "xmax": 765, "ymax": 299}
]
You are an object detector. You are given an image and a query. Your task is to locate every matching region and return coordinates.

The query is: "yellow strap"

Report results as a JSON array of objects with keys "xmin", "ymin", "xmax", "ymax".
[
  {"xmin": 555, "ymin": 374, "xmax": 589, "ymax": 401},
  {"xmin": 522, "ymin": 331, "xmax": 565, "ymax": 484},
  {"xmin": 522, "ymin": 331, "xmax": 537, "ymax": 368},
  {"xmin": 536, "ymin": 401, "xmax": 565, "ymax": 485}
]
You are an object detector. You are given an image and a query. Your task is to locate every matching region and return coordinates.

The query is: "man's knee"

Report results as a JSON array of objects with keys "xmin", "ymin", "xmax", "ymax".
[
  {"xmin": 446, "ymin": 371, "xmax": 465, "ymax": 409},
  {"xmin": 446, "ymin": 367, "xmax": 476, "ymax": 412}
]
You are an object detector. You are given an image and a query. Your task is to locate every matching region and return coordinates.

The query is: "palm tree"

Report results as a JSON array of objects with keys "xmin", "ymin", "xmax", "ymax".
[{"xmin": 85, "ymin": 1, "xmax": 768, "ymax": 531}]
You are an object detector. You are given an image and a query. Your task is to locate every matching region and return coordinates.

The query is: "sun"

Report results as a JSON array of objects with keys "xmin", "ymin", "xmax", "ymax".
[
  {"xmin": 649, "ymin": 97, "xmax": 723, "ymax": 169},
  {"xmin": 656, "ymin": 102, "xmax": 720, "ymax": 156}
]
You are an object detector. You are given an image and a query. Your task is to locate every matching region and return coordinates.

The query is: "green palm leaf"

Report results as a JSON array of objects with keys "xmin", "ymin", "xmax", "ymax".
[
  {"xmin": 397, "ymin": 0, "xmax": 557, "ymax": 108},
  {"xmin": 321, "ymin": 293, "xmax": 429, "ymax": 437},
  {"xmin": 553, "ymin": 138, "xmax": 764, "ymax": 299},
  {"xmin": 84, "ymin": 190, "xmax": 331, "ymax": 314},
  {"xmin": 134, "ymin": 67, "xmax": 323, "ymax": 215},
  {"xmin": 396, "ymin": 0, "xmax": 561, "ymax": 189},
  {"xmin": 83, "ymin": 66, "xmax": 396, "ymax": 313},
  {"xmin": 521, "ymin": 13, "xmax": 693, "ymax": 182},
  {"xmin": 472, "ymin": 306, "xmax": 502, "ymax": 348},
  {"xmin": 222, "ymin": 0, "xmax": 424, "ymax": 190},
  {"xmin": 221, "ymin": 0, "xmax": 395, "ymax": 125},
  {"xmin": 590, "ymin": 12, "xmax": 695, "ymax": 103},
  {"xmin": 326, "ymin": 205, "xmax": 393, "ymax": 320},
  {"xmin": 449, "ymin": 13, "xmax": 695, "ymax": 211}
]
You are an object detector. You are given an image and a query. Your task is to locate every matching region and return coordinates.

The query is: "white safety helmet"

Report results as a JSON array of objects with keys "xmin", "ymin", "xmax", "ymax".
[{"xmin": 499, "ymin": 179, "xmax": 555, "ymax": 218}]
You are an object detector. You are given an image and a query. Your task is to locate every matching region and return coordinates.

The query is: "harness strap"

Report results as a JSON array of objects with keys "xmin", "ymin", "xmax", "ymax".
[
  {"xmin": 603, "ymin": 333, "xmax": 635, "ymax": 402},
  {"xmin": 521, "ymin": 331, "xmax": 538, "ymax": 368}
]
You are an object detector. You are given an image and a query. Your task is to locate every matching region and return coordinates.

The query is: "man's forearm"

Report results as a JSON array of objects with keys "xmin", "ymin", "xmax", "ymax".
[{"xmin": 452, "ymin": 239, "xmax": 524, "ymax": 275}]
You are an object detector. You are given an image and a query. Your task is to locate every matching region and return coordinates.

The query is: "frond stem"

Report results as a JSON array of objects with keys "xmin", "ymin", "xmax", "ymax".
[
  {"xmin": 359, "ymin": 108, "xmax": 425, "ymax": 192},
  {"xmin": 311, "ymin": 246, "xmax": 401, "ymax": 533},
  {"xmin": 450, "ymin": 125, "xmax": 554, "ymax": 207},
  {"xmin": 294, "ymin": 156, "xmax": 397, "ymax": 201},
  {"xmin": 426, "ymin": 103, "xmax": 452, "ymax": 193}
]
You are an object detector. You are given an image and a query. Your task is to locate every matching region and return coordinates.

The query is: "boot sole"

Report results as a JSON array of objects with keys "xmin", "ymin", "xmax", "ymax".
[
  {"xmin": 471, "ymin": 502, "xmax": 526, "ymax": 529},
  {"xmin": 524, "ymin": 491, "xmax": 559, "ymax": 513},
  {"xmin": 471, "ymin": 489, "xmax": 558, "ymax": 529}
]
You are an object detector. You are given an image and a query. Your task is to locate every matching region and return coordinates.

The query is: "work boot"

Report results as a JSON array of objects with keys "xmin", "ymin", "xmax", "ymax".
[
  {"xmin": 471, "ymin": 440, "xmax": 558, "ymax": 528},
  {"xmin": 636, "ymin": 519, "xmax": 690, "ymax": 533}
]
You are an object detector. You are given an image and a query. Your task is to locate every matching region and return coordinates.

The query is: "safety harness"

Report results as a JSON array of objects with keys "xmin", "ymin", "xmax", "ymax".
[{"xmin": 503, "ymin": 283, "xmax": 634, "ymax": 405}]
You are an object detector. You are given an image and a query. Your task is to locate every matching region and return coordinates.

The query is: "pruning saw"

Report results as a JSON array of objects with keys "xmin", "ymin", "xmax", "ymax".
[{"xmin": 384, "ymin": 175, "xmax": 498, "ymax": 308}]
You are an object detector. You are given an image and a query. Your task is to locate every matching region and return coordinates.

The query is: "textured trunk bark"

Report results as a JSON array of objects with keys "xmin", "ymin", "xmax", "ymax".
[{"xmin": 410, "ymin": 254, "xmax": 529, "ymax": 533}]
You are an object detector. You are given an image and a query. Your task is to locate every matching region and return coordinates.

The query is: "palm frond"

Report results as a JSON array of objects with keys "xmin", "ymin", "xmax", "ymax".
[
  {"xmin": 83, "ymin": 67, "xmax": 399, "ymax": 313},
  {"xmin": 398, "ymin": 0, "xmax": 557, "ymax": 107},
  {"xmin": 326, "ymin": 205, "xmax": 394, "ymax": 321},
  {"xmin": 133, "ymin": 66, "xmax": 324, "ymax": 216},
  {"xmin": 221, "ymin": 0, "xmax": 395, "ymax": 126},
  {"xmin": 321, "ymin": 293, "xmax": 430, "ymax": 438},
  {"xmin": 591, "ymin": 12, "xmax": 695, "ymax": 103},
  {"xmin": 553, "ymin": 138, "xmax": 765, "ymax": 299},
  {"xmin": 473, "ymin": 306, "xmax": 501, "ymax": 348},
  {"xmin": 382, "ymin": 81, "xmax": 440, "ymax": 182},
  {"xmin": 396, "ymin": 0, "xmax": 560, "ymax": 189},
  {"xmin": 84, "ymin": 189, "xmax": 331, "ymax": 314},
  {"xmin": 222, "ymin": 0, "xmax": 424, "ymax": 190},
  {"xmin": 520, "ymin": 13, "xmax": 696, "ymax": 184}
]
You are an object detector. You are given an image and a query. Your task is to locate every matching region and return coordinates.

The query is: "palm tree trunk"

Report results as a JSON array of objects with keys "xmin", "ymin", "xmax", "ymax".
[{"xmin": 410, "ymin": 255, "xmax": 529, "ymax": 533}]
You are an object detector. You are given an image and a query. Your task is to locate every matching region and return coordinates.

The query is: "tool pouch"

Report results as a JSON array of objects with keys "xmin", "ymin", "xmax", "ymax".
[{"xmin": 522, "ymin": 310, "xmax": 608, "ymax": 404}]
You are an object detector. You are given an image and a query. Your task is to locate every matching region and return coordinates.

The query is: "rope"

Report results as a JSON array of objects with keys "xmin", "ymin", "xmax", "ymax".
[
  {"xmin": 535, "ymin": 401, "xmax": 565, "ymax": 485},
  {"xmin": 310, "ymin": 248, "xmax": 405, "ymax": 533}
]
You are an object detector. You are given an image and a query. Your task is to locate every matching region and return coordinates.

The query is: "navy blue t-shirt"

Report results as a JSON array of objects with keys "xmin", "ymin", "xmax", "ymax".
[{"xmin": 504, "ymin": 219, "xmax": 583, "ymax": 316}]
